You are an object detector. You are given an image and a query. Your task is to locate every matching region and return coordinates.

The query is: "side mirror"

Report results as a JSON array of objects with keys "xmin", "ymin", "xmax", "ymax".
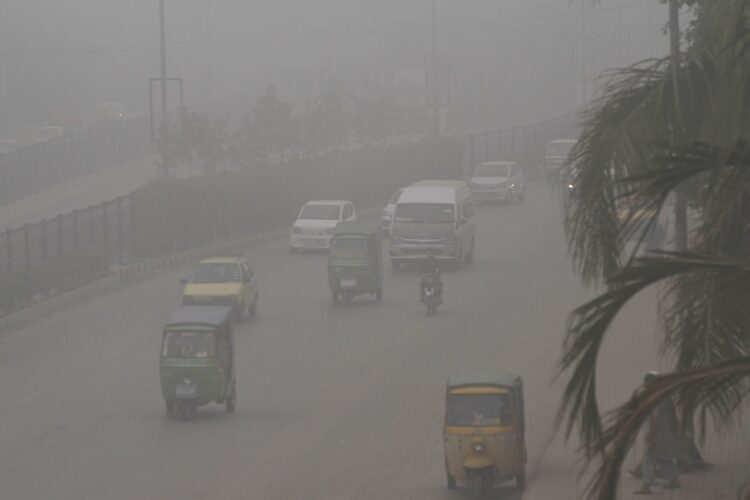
[{"xmin": 180, "ymin": 278, "xmax": 188, "ymax": 285}]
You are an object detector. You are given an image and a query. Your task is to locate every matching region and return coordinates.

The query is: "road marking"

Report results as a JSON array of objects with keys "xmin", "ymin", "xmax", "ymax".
[{"xmin": 21, "ymin": 387, "xmax": 50, "ymax": 403}]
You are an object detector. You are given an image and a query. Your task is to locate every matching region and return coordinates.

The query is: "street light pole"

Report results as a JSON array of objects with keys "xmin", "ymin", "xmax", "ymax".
[
  {"xmin": 431, "ymin": 0, "xmax": 440, "ymax": 138},
  {"xmin": 159, "ymin": 0, "xmax": 170, "ymax": 177},
  {"xmin": 669, "ymin": 0, "xmax": 687, "ymax": 252}
]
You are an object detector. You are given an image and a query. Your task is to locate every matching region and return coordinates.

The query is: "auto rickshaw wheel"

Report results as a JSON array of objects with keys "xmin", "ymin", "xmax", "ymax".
[
  {"xmin": 165, "ymin": 401, "xmax": 174, "ymax": 414},
  {"xmin": 178, "ymin": 402, "xmax": 193, "ymax": 421},
  {"xmin": 376, "ymin": 287, "xmax": 383, "ymax": 302},
  {"xmin": 332, "ymin": 291, "xmax": 339, "ymax": 303},
  {"xmin": 248, "ymin": 295, "xmax": 258, "ymax": 318},
  {"xmin": 446, "ymin": 474, "xmax": 456, "ymax": 490},
  {"xmin": 472, "ymin": 475, "xmax": 484, "ymax": 497},
  {"xmin": 515, "ymin": 471, "xmax": 526, "ymax": 491},
  {"xmin": 234, "ymin": 302, "xmax": 245, "ymax": 324},
  {"xmin": 344, "ymin": 293, "xmax": 352, "ymax": 305},
  {"xmin": 226, "ymin": 382, "xmax": 236, "ymax": 413},
  {"xmin": 465, "ymin": 239, "xmax": 475, "ymax": 264}
]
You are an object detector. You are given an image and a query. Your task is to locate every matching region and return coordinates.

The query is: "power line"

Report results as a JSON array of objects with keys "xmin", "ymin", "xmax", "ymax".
[{"xmin": 0, "ymin": 1, "xmax": 658, "ymax": 58}]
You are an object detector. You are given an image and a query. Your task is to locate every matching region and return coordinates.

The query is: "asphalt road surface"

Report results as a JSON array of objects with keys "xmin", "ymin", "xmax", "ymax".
[{"xmin": 0, "ymin": 183, "xmax": 652, "ymax": 499}]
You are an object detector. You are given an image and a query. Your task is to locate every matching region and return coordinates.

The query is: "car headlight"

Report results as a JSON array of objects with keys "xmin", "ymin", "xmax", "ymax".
[
  {"xmin": 473, "ymin": 442, "xmax": 485, "ymax": 453},
  {"xmin": 292, "ymin": 227, "xmax": 302, "ymax": 234},
  {"xmin": 182, "ymin": 295, "xmax": 194, "ymax": 305}
]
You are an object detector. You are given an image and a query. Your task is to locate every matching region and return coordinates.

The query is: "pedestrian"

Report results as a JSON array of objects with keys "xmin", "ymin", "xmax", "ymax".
[{"xmin": 635, "ymin": 371, "xmax": 681, "ymax": 495}]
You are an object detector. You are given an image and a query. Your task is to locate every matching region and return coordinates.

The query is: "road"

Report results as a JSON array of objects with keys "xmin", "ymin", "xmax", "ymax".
[
  {"xmin": 0, "ymin": 183, "xmax": 661, "ymax": 500},
  {"xmin": 0, "ymin": 155, "xmax": 159, "ymax": 233}
]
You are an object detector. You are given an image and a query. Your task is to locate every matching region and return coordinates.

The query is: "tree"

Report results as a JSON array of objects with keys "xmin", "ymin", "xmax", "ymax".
[
  {"xmin": 559, "ymin": 1, "xmax": 750, "ymax": 498},
  {"xmin": 252, "ymin": 85, "xmax": 300, "ymax": 162},
  {"xmin": 302, "ymin": 79, "xmax": 350, "ymax": 154},
  {"xmin": 165, "ymin": 109, "xmax": 229, "ymax": 176}
]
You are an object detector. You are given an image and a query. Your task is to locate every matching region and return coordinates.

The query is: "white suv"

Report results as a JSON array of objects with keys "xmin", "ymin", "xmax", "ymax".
[{"xmin": 290, "ymin": 200, "xmax": 357, "ymax": 251}]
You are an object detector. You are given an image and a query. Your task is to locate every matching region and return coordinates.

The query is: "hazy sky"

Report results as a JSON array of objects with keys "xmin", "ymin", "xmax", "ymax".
[{"xmin": 1, "ymin": 0, "xmax": 668, "ymax": 134}]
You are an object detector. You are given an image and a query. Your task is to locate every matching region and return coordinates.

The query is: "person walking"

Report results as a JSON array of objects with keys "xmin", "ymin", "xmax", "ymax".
[{"xmin": 635, "ymin": 371, "xmax": 681, "ymax": 495}]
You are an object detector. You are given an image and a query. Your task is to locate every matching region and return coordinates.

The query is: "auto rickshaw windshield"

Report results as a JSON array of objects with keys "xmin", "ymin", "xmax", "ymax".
[
  {"xmin": 446, "ymin": 392, "xmax": 514, "ymax": 426},
  {"xmin": 330, "ymin": 238, "xmax": 369, "ymax": 259},
  {"xmin": 162, "ymin": 331, "xmax": 216, "ymax": 359}
]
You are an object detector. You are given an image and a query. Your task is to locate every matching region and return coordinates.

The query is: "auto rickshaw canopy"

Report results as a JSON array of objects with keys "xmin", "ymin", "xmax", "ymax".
[
  {"xmin": 329, "ymin": 221, "xmax": 382, "ymax": 263},
  {"xmin": 165, "ymin": 305, "xmax": 234, "ymax": 330},
  {"xmin": 447, "ymin": 371, "xmax": 523, "ymax": 392}
]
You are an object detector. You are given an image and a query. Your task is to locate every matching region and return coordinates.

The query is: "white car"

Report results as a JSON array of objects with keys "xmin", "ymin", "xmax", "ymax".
[
  {"xmin": 290, "ymin": 200, "xmax": 357, "ymax": 251},
  {"xmin": 469, "ymin": 161, "xmax": 525, "ymax": 203},
  {"xmin": 381, "ymin": 189, "xmax": 403, "ymax": 235},
  {"xmin": 33, "ymin": 126, "xmax": 64, "ymax": 143}
]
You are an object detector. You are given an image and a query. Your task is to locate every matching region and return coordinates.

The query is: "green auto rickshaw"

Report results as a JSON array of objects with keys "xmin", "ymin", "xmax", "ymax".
[
  {"xmin": 160, "ymin": 305, "xmax": 237, "ymax": 420},
  {"xmin": 328, "ymin": 221, "xmax": 383, "ymax": 304}
]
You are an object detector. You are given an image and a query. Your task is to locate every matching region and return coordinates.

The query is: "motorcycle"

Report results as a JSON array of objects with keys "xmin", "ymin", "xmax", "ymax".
[{"xmin": 421, "ymin": 272, "xmax": 443, "ymax": 316}]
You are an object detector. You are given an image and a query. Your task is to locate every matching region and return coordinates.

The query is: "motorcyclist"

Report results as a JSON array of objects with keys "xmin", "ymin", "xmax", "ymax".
[{"xmin": 419, "ymin": 249, "xmax": 443, "ymax": 302}]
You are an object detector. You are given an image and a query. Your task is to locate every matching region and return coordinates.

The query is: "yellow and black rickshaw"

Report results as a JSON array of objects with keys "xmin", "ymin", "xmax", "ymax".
[
  {"xmin": 444, "ymin": 372, "xmax": 526, "ymax": 496},
  {"xmin": 328, "ymin": 221, "xmax": 383, "ymax": 304},
  {"xmin": 160, "ymin": 305, "xmax": 236, "ymax": 420}
]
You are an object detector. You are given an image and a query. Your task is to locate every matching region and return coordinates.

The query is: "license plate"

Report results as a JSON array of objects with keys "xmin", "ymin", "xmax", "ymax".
[{"xmin": 340, "ymin": 278, "xmax": 356, "ymax": 288}]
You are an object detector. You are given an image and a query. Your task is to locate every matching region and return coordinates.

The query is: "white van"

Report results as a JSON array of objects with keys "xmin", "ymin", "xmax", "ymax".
[
  {"xmin": 389, "ymin": 180, "xmax": 476, "ymax": 270},
  {"xmin": 543, "ymin": 139, "xmax": 576, "ymax": 180}
]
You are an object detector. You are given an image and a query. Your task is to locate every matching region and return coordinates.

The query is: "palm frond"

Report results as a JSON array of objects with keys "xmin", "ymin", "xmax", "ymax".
[
  {"xmin": 558, "ymin": 252, "xmax": 750, "ymax": 452},
  {"xmin": 566, "ymin": 50, "xmax": 717, "ymax": 285},
  {"xmin": 584, "ymin": 357, "xmax": 750, "ymax": 500}
]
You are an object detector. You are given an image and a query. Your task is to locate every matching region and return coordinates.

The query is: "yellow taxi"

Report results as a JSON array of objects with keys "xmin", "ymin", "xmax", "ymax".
[{"xmin": 181, "ymin": 256, "xmax": 258, "ymax": 322}]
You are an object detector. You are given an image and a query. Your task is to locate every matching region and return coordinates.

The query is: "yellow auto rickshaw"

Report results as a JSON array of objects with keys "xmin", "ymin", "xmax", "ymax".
[{"xmin": 444, "ymin": 372, "xmax": 526, "ymax": 496}]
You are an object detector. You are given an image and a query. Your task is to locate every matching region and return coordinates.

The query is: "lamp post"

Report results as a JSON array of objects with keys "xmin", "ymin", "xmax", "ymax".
[
  {"xmin": 159, "ymin": 0, "xmax": 170, "ymax": 177},
  {"xmin": 430, "ymin": 0, "xmax": 440, "ymax": 138}
]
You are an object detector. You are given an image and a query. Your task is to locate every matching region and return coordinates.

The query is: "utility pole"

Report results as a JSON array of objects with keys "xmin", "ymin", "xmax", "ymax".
[
  {"xmin": 159, "ymin": 0, "xmax": 170, "ymax": 178},
  {"xmin": 670, "ymin": 0, "xmax": 687, "ymax": 252},
  {"xmin": 431, "ymin": 0, "xmax": 440, "ymax": 138}
]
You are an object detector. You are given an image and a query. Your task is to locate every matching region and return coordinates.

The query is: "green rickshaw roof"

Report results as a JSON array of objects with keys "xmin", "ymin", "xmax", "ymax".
[
  {"xmin": 165, "ymin": 305, "xmax": 234, "ymax": 328},
  {"xmin": 447, "ymin": 371, "xmax": 522, "ymax": 390},
  {"xmin": 331, "ymin": 221, "xmax": 381, "ymax": 238}
]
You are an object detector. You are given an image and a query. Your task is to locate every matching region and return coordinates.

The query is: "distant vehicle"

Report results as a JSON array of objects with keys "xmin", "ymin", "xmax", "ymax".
[
  {"xmin": 469, "ymin": 161, "xmax": 525, "ymax": 203},
  {"xmin": 543, "ymin": 139, "xmax": 577, "ymax": 180},
  {"xmin": 421, "ymin": 269, "xmax": 443, "ymax": 316},
  {"xmin": 180, "ymin": 256, "xmax": 258, "ymax": 322},
  {"xmin": 33, "ymin": 126, "xmax": 63, "ymax": 143},
  {"xmin": 96, "ymin": 102, "xmax": 128, "ymax": 121},
  {"xmin": 290, "ymin": 200, "xmax": 357, "ymax": 252},
  {"xmin": 328, "ymin": 221, "xmax": 383, "ymax": 304},
  {"xmin": 0, "ymin": 138, "xmax": 21, "ymax": 154},
  {"xmin": 381, "ymin": 188, "xmax": 404, "ymax": 235},
  {"xmin": 389, "ymin": 180, "xmax": 476, "ymax": 270}
]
